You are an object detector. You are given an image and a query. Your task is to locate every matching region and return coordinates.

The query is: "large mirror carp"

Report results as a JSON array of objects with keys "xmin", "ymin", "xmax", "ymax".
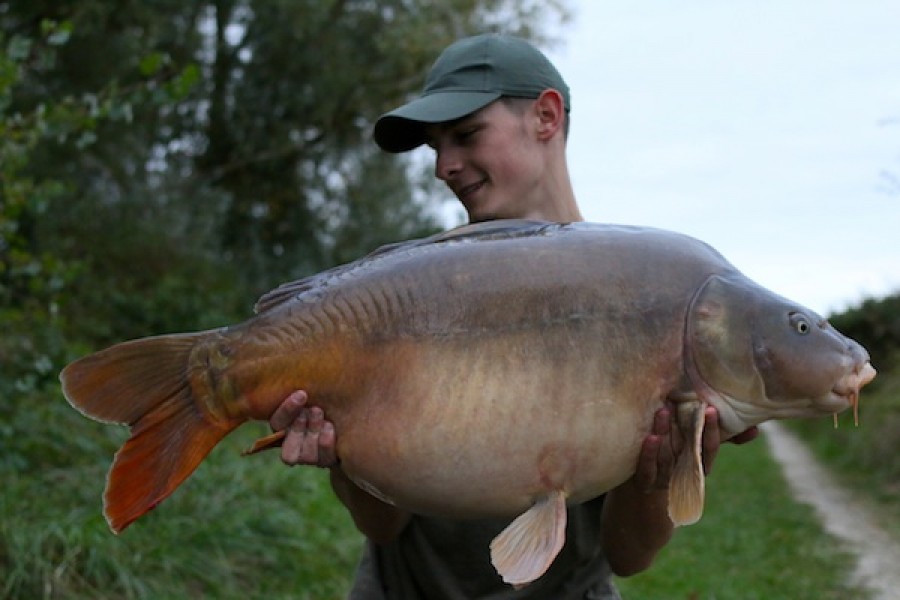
[{"xmin": 61, "ymin": 220, "xmax": 876, "ymax": 586}]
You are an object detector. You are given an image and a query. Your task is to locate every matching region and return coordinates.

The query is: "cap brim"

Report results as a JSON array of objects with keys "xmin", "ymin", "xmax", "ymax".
[{"xmin": 373, "ymin": 91, "xmax": 501, "ymax": 153}]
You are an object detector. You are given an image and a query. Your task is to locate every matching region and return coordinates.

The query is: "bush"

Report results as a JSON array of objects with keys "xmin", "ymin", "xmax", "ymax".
[{"xmin": 829, "ymin": 292, "xmax": 900, "ymax": 378}]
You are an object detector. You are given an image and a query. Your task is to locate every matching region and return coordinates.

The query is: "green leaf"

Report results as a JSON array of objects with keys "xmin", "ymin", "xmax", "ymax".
[
  {"xmin": 139, "ymin": 51, "xmax": 168, "ymax": 76},
  {"xmin": 39, "ymin": 19, "xmax": 73, "ymax": 46},
  {"xmin": 166, "ymin": 63, "xmax": 200, "ymax": 99},
  {"xmin": 46, "ymin": 23, "xmax": 73, "ymax": 46}
]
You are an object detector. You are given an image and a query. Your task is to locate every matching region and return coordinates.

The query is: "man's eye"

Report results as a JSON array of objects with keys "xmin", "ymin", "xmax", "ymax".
[{"xmin": 456, "ymin": 128, "xmax": 478, "ymax": 143}]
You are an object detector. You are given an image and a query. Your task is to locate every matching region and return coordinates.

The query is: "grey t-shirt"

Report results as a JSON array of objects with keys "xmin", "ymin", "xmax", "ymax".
[{"xmin": 347, "ymin": 496, "xmax": 621, "ymax": 600}]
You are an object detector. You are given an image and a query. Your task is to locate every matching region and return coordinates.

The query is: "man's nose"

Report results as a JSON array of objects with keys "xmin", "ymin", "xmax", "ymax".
[{"xmin": 435, "ymin": 147, "xmax": 462, "ymax": 181}]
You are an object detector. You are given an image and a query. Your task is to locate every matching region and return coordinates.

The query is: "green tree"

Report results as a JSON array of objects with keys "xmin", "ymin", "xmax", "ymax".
[
  {"xmin": 0, "ymin": 15, "xmax": 219, "ymax": 477},
  {"xmin": 0, "ymin": 19, "xmax": 77, "ymax": 411}
]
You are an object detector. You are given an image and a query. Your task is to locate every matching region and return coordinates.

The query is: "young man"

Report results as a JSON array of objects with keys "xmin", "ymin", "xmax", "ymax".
[{"xmin": 270, "ymin": 34, "xmax": 757, "ymax": 599}]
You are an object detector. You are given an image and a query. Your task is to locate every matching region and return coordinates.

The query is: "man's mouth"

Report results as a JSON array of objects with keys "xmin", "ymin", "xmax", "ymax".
[{"xmin": 456, "ymin": 179, "xmax": 486, "ymax": 200}]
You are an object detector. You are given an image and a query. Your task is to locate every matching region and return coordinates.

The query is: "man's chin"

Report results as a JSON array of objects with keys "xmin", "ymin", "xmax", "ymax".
[{"xmin": 464, "ymin": 202, "xmax": 498, "ymax": 223}]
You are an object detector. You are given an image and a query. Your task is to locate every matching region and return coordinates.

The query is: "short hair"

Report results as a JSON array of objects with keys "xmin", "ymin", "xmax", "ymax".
[{"xmin": 500, "ymin": 96, "xmax": 570, "ymax": 141}]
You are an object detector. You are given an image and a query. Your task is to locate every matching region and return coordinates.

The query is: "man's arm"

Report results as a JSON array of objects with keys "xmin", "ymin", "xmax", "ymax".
[{"xmin": 600, "ymin": 404, "xmax": 758, "ymax": 576}]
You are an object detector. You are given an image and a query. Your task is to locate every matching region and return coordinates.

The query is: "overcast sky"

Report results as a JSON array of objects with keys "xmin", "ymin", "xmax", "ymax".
[{"xmin": 541, "ymin": 0, "xmax": 900, "ymax": 316}]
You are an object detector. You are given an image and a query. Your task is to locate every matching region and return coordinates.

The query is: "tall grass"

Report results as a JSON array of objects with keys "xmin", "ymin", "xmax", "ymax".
[{"xmin": 1, "ymin": 415, "xmax": 361, "ymax": 600}]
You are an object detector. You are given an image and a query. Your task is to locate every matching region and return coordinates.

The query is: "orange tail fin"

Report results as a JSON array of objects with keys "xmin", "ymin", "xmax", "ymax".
[{"xmin": 60, "ymin": 333, "xmax": 243, "ymax": 533}]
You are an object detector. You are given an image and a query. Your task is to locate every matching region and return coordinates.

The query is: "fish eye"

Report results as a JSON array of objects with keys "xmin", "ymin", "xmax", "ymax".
[{"xmin": 788, "ymin": 312, "xmax": 811, "ymax": 335}]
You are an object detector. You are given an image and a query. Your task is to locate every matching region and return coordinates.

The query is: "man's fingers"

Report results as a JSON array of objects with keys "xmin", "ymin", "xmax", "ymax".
[
  {"xmin": 632, "ymin": 435, "xmax": 662, "ymax": 492},
  {"xmin": 317, "ymin": 422, "xmax": 338, "ymax": 467},
  {"xmin": 278, "ymin": 406, "xmax": 339, "ymax": 468},
  {"xmin": 630, "ymin": 405, "xmax": 678, "ymax": 491},
  {"xmin": 269, "ymin": 390, "xmax": 308, "ymax": 431},
  {"xmin": 652, "ymin": 405, "xmax": 672, "ymax": 436},
  {"xmin": 728, "ymin": 426, "xmax": 760, "ymax": 445},
  {"xmin": 307, "ymin": 406, "xmax": 325, "ymax": 434},
  {"xmin": 701, "ymin": 405, "xmax": 720, "ymax": 475},
  {"xmin": 270, "ymin": 390, "xmax": 339, "ymax": 468},
  {"xmin": 305, "ymin": 407, "xmax": 338, "ymax": 466},
  {"xmin": 281, "ymin": 407, "xmax": 315, "ymax": 465}
]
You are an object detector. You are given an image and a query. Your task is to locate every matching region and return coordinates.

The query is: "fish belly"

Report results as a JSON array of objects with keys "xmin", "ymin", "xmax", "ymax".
[{"xmin": 332, "ymin": 328, "xmax": 666, "ymax": 519}]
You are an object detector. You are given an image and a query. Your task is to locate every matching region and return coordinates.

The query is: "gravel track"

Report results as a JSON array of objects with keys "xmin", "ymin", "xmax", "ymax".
[{"xmin": 762, "ymin": 422, "xmax": 900, "ymax": 600}]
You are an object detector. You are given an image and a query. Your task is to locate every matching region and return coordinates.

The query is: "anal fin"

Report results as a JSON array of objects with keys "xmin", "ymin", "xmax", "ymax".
[
  {"xmin": 490, "ymin": 490, "xmax": 567, "ymax": 588},
  {"xmin": 242, "ymin": 430, "xmax": 286, "ymax": 456},
  {"xmin": 668, "ymin": 401, "xmax": 706, "ymax": 526}
]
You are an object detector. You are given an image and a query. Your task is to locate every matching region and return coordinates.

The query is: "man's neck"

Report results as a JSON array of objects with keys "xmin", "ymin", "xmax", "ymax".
[
  {"xmin": 529, "ymin": 160, "xmax": 582, "ymax": 223},
  {"xmin": 528, "ymin": 197, "xmax": 583, "ymax": 223}
]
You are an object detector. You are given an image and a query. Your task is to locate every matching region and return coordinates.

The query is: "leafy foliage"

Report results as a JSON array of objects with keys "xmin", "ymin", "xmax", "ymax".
[
  {"xmin": 829, "ymin": 292, "xmax": 900, "ymax": 377},
  {"xmin": 0, "ymin": 19, "xmax": 97, "ymax": 474}
]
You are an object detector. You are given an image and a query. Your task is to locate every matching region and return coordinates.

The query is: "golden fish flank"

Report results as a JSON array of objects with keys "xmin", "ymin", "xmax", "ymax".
[{"xmin": 60, "ymin": 220, "xmax": 877, "ymax": 587}]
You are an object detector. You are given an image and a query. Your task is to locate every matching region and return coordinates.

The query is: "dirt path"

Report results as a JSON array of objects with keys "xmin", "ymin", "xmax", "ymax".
[{"xmin": 762, "ymin": 422, "xmax": 900, "ymax": 600}]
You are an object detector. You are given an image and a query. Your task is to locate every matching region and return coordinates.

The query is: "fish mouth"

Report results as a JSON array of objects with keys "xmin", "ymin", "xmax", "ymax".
[{"xmin": 829, "ymin": 362, "xmax": 877, "ymax": 425}]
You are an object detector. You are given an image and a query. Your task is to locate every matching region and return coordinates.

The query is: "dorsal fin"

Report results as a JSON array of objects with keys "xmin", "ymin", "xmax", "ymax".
[
  {"xmin": 428, "ymin": 219, "xmax": 556, "ymax": 243},
  {"xmin": 254, "ymin": 219, "xmax": 557, "ymax": 314}
]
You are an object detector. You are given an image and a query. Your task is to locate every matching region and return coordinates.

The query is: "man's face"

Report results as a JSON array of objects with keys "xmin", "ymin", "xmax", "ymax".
[{"xmin": 424, "ymin": 100, "xmax": 547, "ymax": 222}]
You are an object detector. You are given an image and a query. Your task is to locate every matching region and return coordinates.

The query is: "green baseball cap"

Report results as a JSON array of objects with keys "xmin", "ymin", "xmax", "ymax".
[{"xmin": 374, "ymin": 33, "xmax": 570, "ymax": 153}]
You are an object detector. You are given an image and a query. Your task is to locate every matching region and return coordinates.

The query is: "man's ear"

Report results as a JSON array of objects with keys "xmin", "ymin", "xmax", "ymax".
[{"xmin": 534, "ymin": 89, "xmax": 566, "ymax": 141}]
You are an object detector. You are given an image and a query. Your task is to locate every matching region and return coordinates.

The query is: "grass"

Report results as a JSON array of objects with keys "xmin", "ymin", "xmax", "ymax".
[
  {"xmin": 0, "ymin": 416, "xmax": 361, "ymax": 600},
  {"xmin": 615, "ymin": 438, "xmax": 868, "ymax": 599}
]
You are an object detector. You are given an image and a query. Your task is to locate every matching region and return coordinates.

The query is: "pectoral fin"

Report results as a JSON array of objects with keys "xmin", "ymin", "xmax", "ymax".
[
  {"xmin": 668, "ymin": 401, "xmax": 707, "ymax": 526},
  {"xmin": 490, "ymin": 490, "xmax": 567, "ymax": 587}
]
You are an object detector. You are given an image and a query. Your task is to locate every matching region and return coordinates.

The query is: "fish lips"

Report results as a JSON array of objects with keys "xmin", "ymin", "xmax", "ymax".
[{"xmin": 826, "ymin": 361, "xmax": 877, "ymax": 422}]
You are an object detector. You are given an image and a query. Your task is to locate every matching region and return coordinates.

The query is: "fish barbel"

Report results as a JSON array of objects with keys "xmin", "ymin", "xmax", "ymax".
[{"xmin": 60, "ymin": 220, "xmax": 876, "ymax": 586}]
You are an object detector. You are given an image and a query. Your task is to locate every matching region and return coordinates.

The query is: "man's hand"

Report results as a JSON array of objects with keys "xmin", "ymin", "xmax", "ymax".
[
  {"xmin": 631, "ymin": 403, "xmax": 678, "ymax": 492},
  {"xmin": 600, "ymin": 402, "xmax": 760, "ymax": 575},
  {"xmin": 268, "ymin": 390, "xmax": 339, "ymax": 468},
  {"xmin": 632, "ymin": 402, "xmax": 759, "ymax": 492}
]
